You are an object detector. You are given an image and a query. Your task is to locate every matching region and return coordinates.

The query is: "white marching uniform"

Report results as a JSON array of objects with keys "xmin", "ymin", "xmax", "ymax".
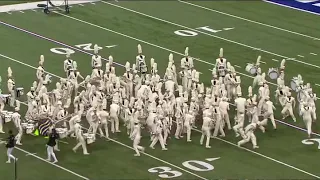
[
  {"xmin": 261, "ymin": 100, "xmax": 277, "ymax": 129},
  {"xmin": 281, "ymin": 96, "xmax": 296, "ymax": 122},
  {"xmin": 67, "ymin": 114, "xmax": 81, "ymax": 137},
  {"xmin": 149, "ymin": 120, "xmax": 167, "ymax": 150},
  {"xmin": 238, "ymin": 123, "xmax": 259, "ymax": 149},
  {"xmin": 73, "ymin": 123, "xmax": 89, "ymax": 155},
  {"xmin": 110, "ymin": 103, "xmax": 120, "ymax": 133},
  {"xmin": 7, "ymin": 78, "xmax": 15, "ymax": 107},
  {"xmin": 91, "ymin": 55, "xmax": 102, "ymax": 69},
  {"xmin": 97, "ymin": 110, "xmax": 109, "ymax": 139},
  {"xmin": 12, "ymin": 112, "xmax": 23, "ymax": 145},
  {"xmin": 300, "ymin": 106, "xmax": 313, "ymax": 137},
  {"xmin": 233, "ymin": 97, "xmax": 246, "ymax": 138},
  {"xmin": 184, "ymin": 112, "xmax": 194, "ymax": 142},
  {"xmin": 130, "ymin": 123, "xmax": 144, "ymax": 156},
  {"xmin": 200, "ymin": 117, "xmax": 212, "ymax": 148},
  {"xmin": 219, "ymin": 99, "xmax": 231, "ymax": 130}
]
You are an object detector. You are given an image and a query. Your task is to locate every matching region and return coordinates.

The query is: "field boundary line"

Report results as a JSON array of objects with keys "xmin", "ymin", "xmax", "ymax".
[
  {"xmin": 100, "ymin": 0, "xmax": 320, "ymax": 69},
  {"xmin": 178, "ymin": 0, "xmax": 320, "ymax": 41},
  {"xmin": 0, "ymin": 15, "xmax": 315, "ymax": 138}
]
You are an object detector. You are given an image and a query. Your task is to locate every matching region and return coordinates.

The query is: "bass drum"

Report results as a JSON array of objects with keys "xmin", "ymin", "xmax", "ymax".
[
  {"xmin": 245, "ymin": 64, "xmax": 257, "ymax": 75},
  {"xmin": 268, "ymin": 68, "xmax": 278, "ymax": 80}
]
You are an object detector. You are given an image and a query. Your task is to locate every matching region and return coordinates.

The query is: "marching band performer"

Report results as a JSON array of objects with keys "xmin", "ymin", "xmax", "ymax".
[
  {"xmin": 261, "ymin": 96, "xmax": 277, "ymax": 130},
  {"xmin": 36, "ymin": 55, "xmax": 45, "ymax": 92},
  {"xmin": 200, "ymin": 109, "xmax": 212, "ymax": 149},
  {"xmin": 136, "ymin": 44, "xmax": 147, "ymax": 82},
  {"xmin": 12, "ymin": 101, "xmax": 22, "ymax": 145},
  {"xmin": 281, "ymin": 92, "xmax": 296, "ymax": 122},
  {"xmin": 237, "ymin": 122, "xmax": 259, "ymax": 149},
  {"xmin": 149, "ymin": 118, "xmax": 167, "ymax": 150},
  {"xmin": 7, "ymin": 67, "xmax": 15, "ymax": 107},
  {"xmin": 64, "ymin": 52, "xmax": 74, "ymax": 77},
  {"xmin": 110, "ymin": 102, "xmax": 120, "ymax": 133},
  {"xmin": 130, "ymin": 119, "xmax": 145, "ymax": 156},
  {"xmin": 184, "ymin": 110, "xmax": 194, "ymax": 142},
  {"xmin": 91, "ymin": 44, "xmax": 102, "ymax": 69},
  {"xmin": 123, "ymin": 62, "xmax": 134, "ymax": 98},
  {"xmin": 215, "ymin": 48, "xmax": 227, "ymax": 78},
  {"xmin": 233, "ymin": 87, "xmax": 246, "ymax": 138},
  {"xmin": 97, "ymin": 109, "xmax": 110, "ymax": 139},
  {"xmin": 300, "ymin": 103, "xmax": 313, "ymax": 138},
  {"xmin": 67, "ymin": 112, "xmax": 81, "ymax": 137},
  {"xmin": 219, "ymin": 97, "xmax": 231, "ymax": 130},
  {"xmin": 180, "ymin": 47, "xmax": 193, "ymax": 92},
  {"xmin": 73, "ymin": 118, "xmax": 89, "ymax": 155}
]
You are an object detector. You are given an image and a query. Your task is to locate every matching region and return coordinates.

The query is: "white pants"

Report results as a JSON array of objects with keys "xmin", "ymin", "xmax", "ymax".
[
  {"xmin": 303, "ymin": 118, "xmax": 312, "ymax": 136},
  {"xmin": 73, "ymin": 137, "xmax": 88, "ymax": 154},
  {"xmin": 98, "ymin": 122, "xmax": 109, "ymax": 138},
  {"xmin": 150, "ymin": 134, "xmax": 166, "ymax": 149},
  {"xmin": 261, "ymin": 112, "xmax": 276, "ymax": 129},
  {"xmin": 213, "ymin": 119, "xmax": 225, "ymax": 137},
  {"xmin": 46, "ymin": 146, "xmax": 58, "ymax": 162},
  {"xmin": 200, "ymin": 127, "xmax": 210, "ymax": 147},
  {"xmin": 281, "ymin": 105, "xmax": 296, "ymax": 121},
  {"xmin": 238, "ymin": 131, "xmax": 257, "ymax": 147},
  {"xmin": 110, "ymin": 116, "xmax": 120, "ymax": 133},
  {"xmin": 184, "ymin": 124, "xmax": 191, "ymax": 141},
  {"xmin": 133, "ymin": 136, "xmax": 144, "ymax": 155},
  {"xmin": 7, "ymin": 147, "xmax": 16, "ymax": 162}
]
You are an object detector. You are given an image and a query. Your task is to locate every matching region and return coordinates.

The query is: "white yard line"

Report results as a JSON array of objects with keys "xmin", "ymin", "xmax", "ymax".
[
  {"xmin": 271, "ymin": 59, "xmax": 279, "ymax": 62},
  {"xmin": 315, "ymin": 84, "xmax": 320, "ymax": 87},
  {"xmin": 260, "ymin": 61, "xmax": 267, "ymax": 64},
  {"xmin": 310, "ymin": 53, "xmax": 317, "ymax": 56},
  {"xmin": 53, "ymin": 11, "xmax": 278, "ymax": 88},
  {"xmin": 100, "ymin": 1, "xmax": 320, "ymax": 69},
  {"xmin": 16, "ymin": 147, "xmax": 90, "ymax": 180},
  {"xmin": 297, "ymin": 55, "xmax": 304, "ymax": 58},
  {"xmin": 234, "ymin": 65, "xmax": 241, "ymax": 68},
  {"xmin": 177, "ymin": 0, "xmax": 320, "ymax": 41}
]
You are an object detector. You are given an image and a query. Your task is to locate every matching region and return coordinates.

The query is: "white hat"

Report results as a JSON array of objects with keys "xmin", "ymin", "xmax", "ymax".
[
  {"xmin": 169, "ymin": 53, "xmax": 174, "ymax": 63},
  {"xmin": 109, "ymin": 55, "xmax": 113, "ymax": 66},
  {"xmin": 184, "ymin": 47, "xmax": 189, "ymax": 57},
  {"xmin": 7, "ymin": 67, "xmax": 12, "ymax": 78},
  {"xmin": 39, "ymin": 55, "xmax": 44, "ymax": 66},
  {"xmin": 73, "ymin": 61, "xmax": 78, "ymax": 70},
  {"xmin": 219, "ymin": 48, "xmax": 223, "ymax": 57},
  {"xmin": 125, "ymin": 62, "xmax": 130, "ymax": 71},
  {"xmin": 150, "ymin": 58, "xmax": 155, "ymax": 69},
  {"xmin": 94, "ymin": 44, "xmax": 99, "ymax": 54},
  {"xmin": 280, "ymin": 59, "xmax": 286, "ymax": 70},
  {"xmin": 138, "ymin": 44, "xmax": 142, "ymax": 54},
  {"xmin": 256, "ymin": 55, "xmax": 261, "ymax": 66}
]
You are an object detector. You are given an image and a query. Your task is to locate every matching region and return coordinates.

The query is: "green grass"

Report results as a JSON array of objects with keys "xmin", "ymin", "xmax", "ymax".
[{"xmin": 0, "ymin": 1, "xmax": 320, "ymax": 179}]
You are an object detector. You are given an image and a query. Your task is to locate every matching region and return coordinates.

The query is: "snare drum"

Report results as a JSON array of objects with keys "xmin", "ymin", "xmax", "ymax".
[
  {"xmin": 245, "ymin": 64, "xmax": 257, "ymax": 75},
  {"xmin": 56, "ymin": 128, "xmax": 68, "ymax": 139},
  {"xmin": 268, "ymin": 68, "xmax": 279, "ymax": 80},
  {"xmin": 26, "ymin": 124, "xmax": 35, "ymax": 134},
  {"xmin": 83, "ymin": 133, "xmax": 95, "ymax": 144},
  {"xmin": 0, "ymin": 94, "xmax": 10, "ymax": 104},
  {"xmin": 16, "ymin": 87, "xmax": 24, "ymax": 97},
  {"xmin": 4, "ymin": 115, "xmax": 12, "ymax": 123}
]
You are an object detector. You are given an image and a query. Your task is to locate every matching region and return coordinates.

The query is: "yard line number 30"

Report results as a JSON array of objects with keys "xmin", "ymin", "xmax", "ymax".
[{"xmin": 148, "ymin": 157, "xmax": 220, "ymax": 178}]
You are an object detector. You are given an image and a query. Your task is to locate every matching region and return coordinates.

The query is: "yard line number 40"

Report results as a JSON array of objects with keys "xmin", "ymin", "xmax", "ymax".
[
  {"xmin": 148, "ymin": 157, "xmax": 220, "ymax": 178},
  {"xmin": 50, "ymin": 43, "xmax": 103, "ymax": 55}
]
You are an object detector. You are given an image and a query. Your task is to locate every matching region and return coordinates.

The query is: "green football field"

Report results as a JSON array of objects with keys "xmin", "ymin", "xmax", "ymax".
[{"xmin": 0, "ymin": 1, "xmax": 320, "ymax": 179}]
